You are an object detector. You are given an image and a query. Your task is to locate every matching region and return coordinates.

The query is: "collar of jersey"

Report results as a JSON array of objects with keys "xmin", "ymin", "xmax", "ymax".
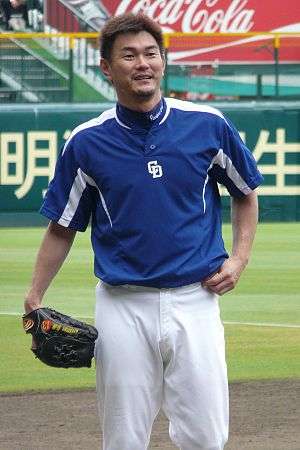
[{"xmin": 116, "ymin": 97, "xmax": 167, "ymax": 131}]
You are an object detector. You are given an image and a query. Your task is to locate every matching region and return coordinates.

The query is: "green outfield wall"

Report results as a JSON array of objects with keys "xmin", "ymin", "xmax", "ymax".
[{"xmin": 0, "ymin": 102, "xmax": 299, "ymax": 226}]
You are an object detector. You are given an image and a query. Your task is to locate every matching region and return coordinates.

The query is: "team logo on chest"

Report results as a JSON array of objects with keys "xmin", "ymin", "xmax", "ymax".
[{"xmin": 147, "ymin": 160, "xmax": 163, "ymax": 179}]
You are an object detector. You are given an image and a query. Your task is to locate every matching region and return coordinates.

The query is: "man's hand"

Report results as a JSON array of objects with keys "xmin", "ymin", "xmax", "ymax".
[
  {"xmin": 202, "ymin": 256, "xmax": 247, "ymax": 295},
  {"xmin": 24, "ymin": 298, "xmax": 41, "ymax": 350}
]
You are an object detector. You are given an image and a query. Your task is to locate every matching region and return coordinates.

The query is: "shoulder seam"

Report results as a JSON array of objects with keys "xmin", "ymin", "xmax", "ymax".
[
  {"xmin": 62, "ymin": 107, "xmax": 116, "ymax": 155},
  {"xmin": 165, "ymin": 97, "xmax": 227, "ymax": 123}
]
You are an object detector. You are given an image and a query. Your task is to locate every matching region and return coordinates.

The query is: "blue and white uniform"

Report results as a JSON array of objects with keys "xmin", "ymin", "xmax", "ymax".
[
  {"xmin": 41, "ymin": 98, "xmax": 263, "ymax": 450},
  {"xmin": 41, "ymin": 97, "xmax": 262, "ymax": 287}
]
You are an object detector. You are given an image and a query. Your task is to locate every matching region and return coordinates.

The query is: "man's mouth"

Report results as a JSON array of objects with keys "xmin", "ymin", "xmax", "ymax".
[{"xmin": 133, "ymin": 74, "xmax": 153, "ymax": 80}]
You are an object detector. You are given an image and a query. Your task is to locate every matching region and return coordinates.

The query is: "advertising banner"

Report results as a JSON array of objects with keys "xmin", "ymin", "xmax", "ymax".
[
  {"xmin": 45, "ymin": 1, "xmax": 300, "ymax": 63},
  {"xmin": 0, "ymin": 104, "xmax": 299, "ymax": 222},
  {"xmin": 101, "ymin": 0, "xmax": 300, "ymax": 63}
]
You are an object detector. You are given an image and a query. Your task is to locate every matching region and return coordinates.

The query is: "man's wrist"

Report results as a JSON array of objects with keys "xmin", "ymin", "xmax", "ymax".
[
  {"xmin": 230, "ymin": 253, "xmax": 249, "ymax": 268},
  {"xmin": 24, "ymin": 294, "xmax": 42, "ymax": 313}
]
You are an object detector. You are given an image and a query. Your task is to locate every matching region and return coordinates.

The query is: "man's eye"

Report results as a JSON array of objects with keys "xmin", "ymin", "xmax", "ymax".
[
  {"xmin": 146, "ymin": 52, "xmax": 157, "ymax": 58},
  {"xmin": 123, "ymin": 54, "xmax": 134, "ymax": 60}
]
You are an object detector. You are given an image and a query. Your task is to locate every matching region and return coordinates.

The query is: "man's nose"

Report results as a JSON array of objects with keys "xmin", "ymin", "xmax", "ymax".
[{"xmin": 135, "ymin": 54, "xmax": 150, "ymax": 68}]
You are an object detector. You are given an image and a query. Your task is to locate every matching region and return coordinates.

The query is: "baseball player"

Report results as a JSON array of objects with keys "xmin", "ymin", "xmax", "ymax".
[{"xmin": 24, "ymin": 12, "xmax": 263, "ymax": 450}]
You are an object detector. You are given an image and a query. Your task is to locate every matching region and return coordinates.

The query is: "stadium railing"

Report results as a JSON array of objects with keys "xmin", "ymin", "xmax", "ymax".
[{"xmin": 0, "ymin": 31, "xmax": 299, "ymax": 103}]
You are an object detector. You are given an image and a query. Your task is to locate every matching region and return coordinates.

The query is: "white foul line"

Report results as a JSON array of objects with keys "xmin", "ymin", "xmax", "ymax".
[
  {"xmin": 224, "ymin": 321, "xmax": 300, "ymax": 329},
  {"xmin": 1, "ymin": 312, "xmax": 300, "ymax": 329}
]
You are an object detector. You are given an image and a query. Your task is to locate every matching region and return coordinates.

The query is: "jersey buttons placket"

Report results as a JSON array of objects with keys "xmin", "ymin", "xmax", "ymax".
[
  {"xmin": 143, "ymin": 132, "xmax": 158, "ymax": 155},
  {"xmin": 144, "ymin": 143, "xmax": 157, "ymax": 154}
]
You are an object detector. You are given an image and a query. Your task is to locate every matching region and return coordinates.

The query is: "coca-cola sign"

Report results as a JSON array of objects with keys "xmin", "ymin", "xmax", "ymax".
[
  {"xmin": 99, "ymin": 0, "xmax": 300, "ymax": 63},
  {"xmin": 112, "ymin": 0, "xmax": 255, "ymax": 33}
]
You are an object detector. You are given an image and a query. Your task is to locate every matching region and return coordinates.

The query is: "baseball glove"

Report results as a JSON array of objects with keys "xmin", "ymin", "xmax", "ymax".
[{"xmin": 22, "ymin": 307, "xmax": 98, "ymax": 368}]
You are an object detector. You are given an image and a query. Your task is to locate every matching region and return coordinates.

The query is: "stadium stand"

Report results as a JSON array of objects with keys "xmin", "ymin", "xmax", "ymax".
[
  {"xmin": 0, "ymin": 0, "xmax": 113, "ymax": 102},
  {"xmin": 0, "ymin": 1, "xmax": 72, "ymax": 102},
  {"xmin": 0, "ymin": 1, "xmax": 299, "ymax": 103},
  {"xmin": 0, "ymin": 36, "xmax": 69, "ymax": 102}
]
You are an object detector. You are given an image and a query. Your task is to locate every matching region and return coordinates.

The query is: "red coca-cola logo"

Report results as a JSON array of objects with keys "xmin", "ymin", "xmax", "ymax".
[{"xmin": 101, "ymin": 0, "xmax": 254, "ymax": 32}]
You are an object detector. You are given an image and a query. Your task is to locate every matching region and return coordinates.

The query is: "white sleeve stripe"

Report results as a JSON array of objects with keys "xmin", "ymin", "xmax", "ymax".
[
  {"xmin": 58, "ymin": 168, "xmax": 86, "ymax": 227},
  {"xmin": 202, "ymin": 148, "xmax": 252, "ymax": 214},
  {"xmin": 211, "ymin": 148, "xmax": 252, "ymax": 195},
  {"xmin": 58, "ymin": 169, "xmax": 112, "ymax": 228},
  {"xmin": 202, "ymin": 174, "xmax": 210, "ymax": 214}
]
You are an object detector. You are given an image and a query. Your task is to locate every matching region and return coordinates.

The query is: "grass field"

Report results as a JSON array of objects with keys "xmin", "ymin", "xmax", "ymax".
[{"xmin": 0, "ymin": 223, "xmax": 299, "ymax": 392}]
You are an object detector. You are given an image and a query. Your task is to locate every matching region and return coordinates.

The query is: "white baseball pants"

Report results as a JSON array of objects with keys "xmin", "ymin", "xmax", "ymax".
[{"xmin": 94, "ymin": 281, "xmax": 229, "ymax": 450}]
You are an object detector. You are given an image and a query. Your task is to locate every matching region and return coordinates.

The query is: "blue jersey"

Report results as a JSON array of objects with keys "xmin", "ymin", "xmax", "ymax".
[{"xmin": 40, "ymin": 97, "xmax": 263, "ymax": 288}]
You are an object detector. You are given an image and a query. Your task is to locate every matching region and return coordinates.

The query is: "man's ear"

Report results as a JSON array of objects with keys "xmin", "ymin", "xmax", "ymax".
[
  {"xmin": 100, "ymin": 58, "xmax": 112, "ymax": 82},
  {"xmin": 161, "ymin": 52, "xmax": 166, "ymax": 77}
]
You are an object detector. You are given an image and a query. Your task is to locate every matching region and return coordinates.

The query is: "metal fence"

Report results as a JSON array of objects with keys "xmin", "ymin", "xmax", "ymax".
[{"xmin": 0, "ymin": 31, "xmax": 299, "ymax": 103}]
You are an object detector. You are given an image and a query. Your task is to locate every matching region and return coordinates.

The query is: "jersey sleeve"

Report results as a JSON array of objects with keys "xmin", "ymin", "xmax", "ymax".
[
  {"xmin": 209, "ymin": 117, "xmax": 264, "ymax": 198},
  {"xmin": 40, "ymin": 135, "xmax": 97, "ymax": 231}
]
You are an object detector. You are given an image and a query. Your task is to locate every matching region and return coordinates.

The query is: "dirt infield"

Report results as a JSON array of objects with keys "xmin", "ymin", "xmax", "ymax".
[{"xmin": 1, "ymin": 380, "xmax": 299, "ymax": 450}]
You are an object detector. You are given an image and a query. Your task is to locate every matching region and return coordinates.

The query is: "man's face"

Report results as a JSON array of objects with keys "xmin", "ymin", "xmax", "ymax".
[{"xmin": 100, "ymin": 31, "xmax": 165, "ymax": 108}]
